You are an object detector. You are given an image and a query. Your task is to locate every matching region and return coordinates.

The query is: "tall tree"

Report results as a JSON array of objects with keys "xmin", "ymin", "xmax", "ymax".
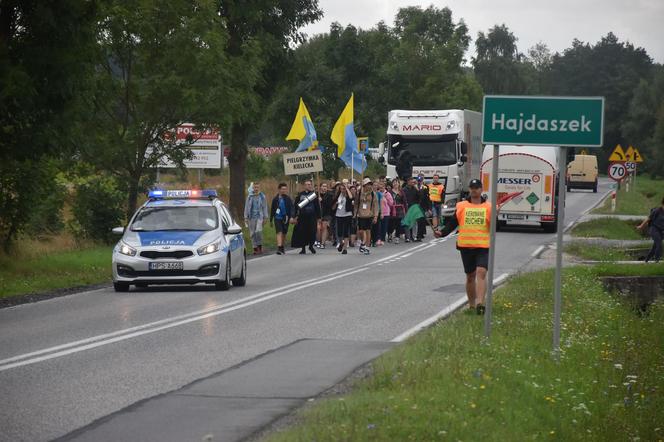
[
  {"xmin": 218, "ymin": 0, "xmax": 323, "ymax": 217},
  {"xmin": 473, "ymin": 24, "xmax": 533, "ymax": 94},
  {"xmin": 549, "ymin": 33, "xmax": 653, "ymax": 163},
  {"xmin": 0, "ymin": 0, "xmax": 97, "ymax": 250},
  {"xmin": 83, "ymin": 0, "xmax": 242, "ymax": 218}
]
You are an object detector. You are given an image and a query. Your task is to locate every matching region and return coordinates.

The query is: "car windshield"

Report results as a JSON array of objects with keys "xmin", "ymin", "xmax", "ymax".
[
  {"xmin": 388, "ymin": 135, "xmax": 458, "ymax": 166},
  {"xmin": 130, "ymin": 206, "xmax": 218, "ymax": 232}
]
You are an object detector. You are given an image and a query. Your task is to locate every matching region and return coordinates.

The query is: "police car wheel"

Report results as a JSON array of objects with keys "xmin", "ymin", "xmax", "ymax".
[
  {"xmin": 215, "ymin": 256, "xmax": 231, "ymax": 291},
  {"xmin": 231, "ymin": 254, "xmax": 247, "ymax": 287},
  {"xmin": 113, "ymin": 282, "xmax": 130, "ymax": 292}
]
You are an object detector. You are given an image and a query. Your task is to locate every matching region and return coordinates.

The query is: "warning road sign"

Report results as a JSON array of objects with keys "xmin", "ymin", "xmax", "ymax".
[
  {"xmin": 608, "ymin": 144, "xmax": 626, "ymax": 161},
  {"xmin": 631, "ymin": 146, "xmax": 644, "ymax": 163},
  {"xmin": 625, "ymin": 145, "xmax": 635, "ymax": 161}
]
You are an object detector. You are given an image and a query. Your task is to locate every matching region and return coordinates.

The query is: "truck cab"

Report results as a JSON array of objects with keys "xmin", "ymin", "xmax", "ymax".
[{"xmin": 380, "ymin": 109, "xmax": 482, "ymax": 217}]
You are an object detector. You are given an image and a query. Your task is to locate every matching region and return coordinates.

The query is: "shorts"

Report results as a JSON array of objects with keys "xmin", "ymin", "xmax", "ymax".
[
  {"xmin": 431, "ymin": 203, "xmax": 442, "ymax": 218},
  {"xmin": 336, "ymin": 216, "xmax": 352, "ymax": 238},
  {"xmin": 357, "ymin": 217, "xmax": 373, "ymax": 231},
  {"xmin": 274, "ymin": 218, "xmax": 289, "ymax": 235},
  {"xmin": 459, "ymin": 248, "xmax": 489, "ymax": 274}
]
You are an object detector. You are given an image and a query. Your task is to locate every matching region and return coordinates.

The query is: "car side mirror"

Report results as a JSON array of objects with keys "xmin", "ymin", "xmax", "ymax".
[
  {"xmin": 112, "ymin": 226, "xmax": 125, "ymax": 235},
  {"xmin": 225, "ymin": 223, "xmax": 243, "ymax": 235},
  {"xmin": 460, "ymin": 142, "xmax": 468, "ymax": 155},
  {"xmin": 378, "ymin": 156, "xmax": 385, "ymax": 164}
]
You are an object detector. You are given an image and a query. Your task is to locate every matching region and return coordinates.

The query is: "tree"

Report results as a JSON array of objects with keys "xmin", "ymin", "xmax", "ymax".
[
  {"xmin": 473, "ymin": 24, "xmax": 529, "ymax": 94},
  {"xmin": 218, "ymin": 0, "xmax": 323, "ymax": 218},
  {"xmin": 0, "ymin": 0, "xmax": 97, "ymax": 250},
  {"xmin": 82, "ymin": 0, "xmax": 241, "ymax": 218},
  {"xmin": 549, "ymin": 33, "xmax": 653, "ymax": 164}
]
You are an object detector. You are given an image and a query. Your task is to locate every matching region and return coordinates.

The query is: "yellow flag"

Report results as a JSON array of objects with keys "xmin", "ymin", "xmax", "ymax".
[
  {"xmin": 286, "ymin": 98, "xmax": 312, "ymax": 141},
  {"xmin": 331, "ymin": 93, "xmax": 354, "ymax": 157}
]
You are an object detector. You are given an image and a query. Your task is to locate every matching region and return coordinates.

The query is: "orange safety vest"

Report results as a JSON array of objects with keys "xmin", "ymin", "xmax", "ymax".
[
  {"xmin": 429, "ymin": 183, "xmax": 445, "ymax": 203},
  {"xmin": 456, "ymin": 200, "xmax": 491, "ymax": 248}
]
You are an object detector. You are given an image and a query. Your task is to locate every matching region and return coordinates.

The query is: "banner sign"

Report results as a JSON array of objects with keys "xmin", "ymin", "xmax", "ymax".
[{"xmin": 283, "ymin": 151, "xmax": 323, "ymax": 175}]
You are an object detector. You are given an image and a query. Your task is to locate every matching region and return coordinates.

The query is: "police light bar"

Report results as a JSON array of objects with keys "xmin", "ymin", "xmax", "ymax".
[{"xmin": 148, "ymin": 189, "xmax": 217, "ymax": 199}]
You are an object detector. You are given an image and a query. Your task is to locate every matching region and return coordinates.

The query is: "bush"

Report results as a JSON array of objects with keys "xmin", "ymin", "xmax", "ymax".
[
  {"xmin": 70, "ymin": 175, "xmax": 125, "ymax": 244},
  {"xmin": 24, "ymin": 163, "xmax": 67, "ymax": 237}
]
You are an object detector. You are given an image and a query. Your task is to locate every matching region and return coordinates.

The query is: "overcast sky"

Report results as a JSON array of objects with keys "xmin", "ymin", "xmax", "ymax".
[{"xmin": 302, "ymin": 0, "xmax": 664, "ymax": 63}]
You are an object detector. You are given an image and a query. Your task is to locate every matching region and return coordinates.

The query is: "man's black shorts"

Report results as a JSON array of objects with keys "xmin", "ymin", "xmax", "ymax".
[
  {"xmin": 274, "ymin": 218, "xmax": 289, "ymax": 235},
  {"xmin": 459, "ymin": 248, "xmax": 489, "ymax": 274},
  {"xmin": 357, "ymin": 217, "xmax": 373, "ymax": 231}
]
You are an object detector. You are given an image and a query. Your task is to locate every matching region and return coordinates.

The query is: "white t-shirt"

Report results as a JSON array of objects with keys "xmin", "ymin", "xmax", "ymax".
[{"xmin": 336, "ymin": 195, "xmax": 352, "ymax": 217}]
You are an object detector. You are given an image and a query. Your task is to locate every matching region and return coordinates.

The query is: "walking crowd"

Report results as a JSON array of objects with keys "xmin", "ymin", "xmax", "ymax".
[{"xmin": 246, "ymin": 174, "xmax": 444, "ymax": 256}]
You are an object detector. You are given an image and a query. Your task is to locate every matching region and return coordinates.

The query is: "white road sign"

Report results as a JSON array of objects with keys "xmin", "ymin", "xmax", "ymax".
[{"xmin": 608, "ymin": 162, "xmax": 626, "ymax": 181}]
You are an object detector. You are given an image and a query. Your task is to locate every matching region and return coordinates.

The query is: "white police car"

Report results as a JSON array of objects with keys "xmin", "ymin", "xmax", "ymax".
[{"xmin": 111, "ymin": 189, "xmax": 246, "ymax": 292}]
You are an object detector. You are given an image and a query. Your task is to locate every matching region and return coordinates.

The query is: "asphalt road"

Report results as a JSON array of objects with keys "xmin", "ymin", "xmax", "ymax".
[{"xmin": 0, "ymin": 181, "xmax": 611, "ymax": 441}]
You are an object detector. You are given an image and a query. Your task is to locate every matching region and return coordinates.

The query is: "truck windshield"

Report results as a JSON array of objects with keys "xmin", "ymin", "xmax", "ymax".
[
  {"xmin": 388, "ymin": 135, "xmax": 457, "ymax": 166},
  {"xmin": 130, "ymin": 206, "xmax": 218, "ymax": 232}
]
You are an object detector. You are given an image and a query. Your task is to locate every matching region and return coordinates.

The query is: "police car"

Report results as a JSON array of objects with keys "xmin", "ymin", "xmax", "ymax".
[{"xmin": 111, "ymin": 189, "xmax": 246, "ymax": 292}]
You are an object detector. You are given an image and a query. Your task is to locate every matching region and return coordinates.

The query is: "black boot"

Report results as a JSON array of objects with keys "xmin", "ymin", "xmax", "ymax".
[
  {"xmin": 309, "ymin": 244, "xmax": 316, "ymax": 254},
  {"xmin": 299, "ymin": 247, "xmax": 306, "ymax": 254}
]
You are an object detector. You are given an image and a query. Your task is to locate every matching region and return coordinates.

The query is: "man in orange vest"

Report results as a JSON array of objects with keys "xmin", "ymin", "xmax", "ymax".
[
  {"xmin": 435, "ymin": 179, "xmax": 491, "ymax": 315},
  {"xmin": 428, "ymin": 174, "xmax": 445, "ymax": 229}
]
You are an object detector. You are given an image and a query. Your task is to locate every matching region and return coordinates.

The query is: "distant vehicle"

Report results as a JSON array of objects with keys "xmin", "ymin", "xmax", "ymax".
[
  {"xmin": 111, "ymin": 189, "xmax": 246, "ymax": 292},
  {"xmin": 481, "ymin": 145, "xmax": 560, "ymax": 233},
  {"xmin": 379, "ymin": 109, "xmax": 482, "ymax": 217},
  {"xmin": 566, "ymin": 154, "xmax": 598, "ymax": 192}
]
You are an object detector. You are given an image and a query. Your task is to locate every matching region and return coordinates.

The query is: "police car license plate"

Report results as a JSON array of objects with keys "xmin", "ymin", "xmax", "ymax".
[
  {"xmin": 149, "ymin": 262, "xmax": 183, "ymax": 271},
  {"xmin": 506, "ymin": 214, "xmax": 525, "ymax": 220}
]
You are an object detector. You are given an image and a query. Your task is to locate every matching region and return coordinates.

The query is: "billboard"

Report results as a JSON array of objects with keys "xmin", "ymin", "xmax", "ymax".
[{"xmin": 155, "ymin": 124, "xmax": 222, "ymax": 169}]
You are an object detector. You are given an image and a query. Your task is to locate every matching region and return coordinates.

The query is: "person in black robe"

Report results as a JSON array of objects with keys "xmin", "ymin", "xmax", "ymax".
[{"xmin": 291, "ymin": 179, "xmax": 321, "ymax": 254}]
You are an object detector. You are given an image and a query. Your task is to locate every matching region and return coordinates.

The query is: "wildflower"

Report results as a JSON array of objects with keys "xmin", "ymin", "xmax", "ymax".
[
  {"xmin": 367, "ymin": 424, "xmax": 376, "ymax": 430},
  {"xmin": 614, "ymin": 363, "xmax": 623, "ymax": 370}
]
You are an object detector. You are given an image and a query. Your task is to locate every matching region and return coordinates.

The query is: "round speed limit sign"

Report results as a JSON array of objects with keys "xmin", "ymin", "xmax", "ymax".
[{"xmin": 608, "ymin": 162, "xmax": 627, "ymax": 181}]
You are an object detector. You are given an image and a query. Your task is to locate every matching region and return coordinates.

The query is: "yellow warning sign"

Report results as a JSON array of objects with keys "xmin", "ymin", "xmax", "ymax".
[
  {"xmin": 579, "ymin": 149, "xmax": 588, "ymax": 155},
  {"xmin": 608, "ymin": 144, "xmax": 626, "ymax": 161},
  {"xmin": 632, "ymin": 147, "xmax": 644, "ymax": 163},
  {"xmin": 625, "ymin": 145, "xmax": 635, "ymax": 161}
]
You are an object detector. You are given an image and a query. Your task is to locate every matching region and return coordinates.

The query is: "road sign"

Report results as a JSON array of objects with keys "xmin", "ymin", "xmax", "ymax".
[
  {"xmin": 625, "ymin": 161, "xmax": 636, "ymax": 171},
  {"xmin": 282, "ymin": 150, "xmax": 323, "ymax": 175},
  {"xmin": 608, "ymin": 162, "xmax": 627, "ymax": 181},
  {"xmin": 625, "ymin": 145, "xmax": 635, "ymax": 161},
  {"xmin": 632, "ymin": 146, "xmax": 644, "ymax": 163},
  {"xmin": 608, "ymin": 144, "xmax": 626, "ymax": 161},
  {"xmin": 482, "ymin": 95, "xmax": 605, "ymax": 146}
]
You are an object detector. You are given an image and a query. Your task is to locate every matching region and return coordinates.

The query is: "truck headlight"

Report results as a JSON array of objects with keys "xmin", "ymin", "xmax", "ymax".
[
  {"xmin": 118, "ymin": 242, "xmax": 137, "ymax": 257},
  {"xmin": 198, "ymin": 240, "xmax": 221, "ymax": 256}
]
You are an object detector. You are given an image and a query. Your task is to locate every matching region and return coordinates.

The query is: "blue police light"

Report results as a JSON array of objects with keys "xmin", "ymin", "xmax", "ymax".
[
  {"xmin": 202, "ymin": 189, "xmax": 218, "ymax": 198},
  {"xmin": 148, "ymin": 189, "xmax": 165, "ymax": 198}
]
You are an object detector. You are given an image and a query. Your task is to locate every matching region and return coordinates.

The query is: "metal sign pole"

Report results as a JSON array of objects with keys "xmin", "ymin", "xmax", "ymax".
[
  {"xmin": 553, "ymin": 146, "xmax": 567, "ymax": 359},
  {"xmin": 484, "ymin": 144, "xmax": 500, "ymax": 338}
]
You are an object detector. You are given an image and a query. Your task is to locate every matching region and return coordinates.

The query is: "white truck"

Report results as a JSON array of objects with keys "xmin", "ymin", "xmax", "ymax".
[
  {"xmin": 480, "ymin": 145, "xmax": 560, "ymax": 233},
  {"xmin": 379, "ymin": 109, "xmax": 482, "ymax": 217}
]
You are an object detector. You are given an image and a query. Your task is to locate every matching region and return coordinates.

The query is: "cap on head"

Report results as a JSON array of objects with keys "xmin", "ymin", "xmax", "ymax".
[
  {"xmin": 362, "ymin": 177, "xmax": 372, "ymax": 186},
  {"xmin": 469, "ymin": 179, "xmax": 482, "ymax": 188}
]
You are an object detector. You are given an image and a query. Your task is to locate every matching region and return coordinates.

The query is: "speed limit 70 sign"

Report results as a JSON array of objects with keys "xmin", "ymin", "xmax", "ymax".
[{"xmin": 608, "ymin": 162, "xmax": 626, "ymax": 181}]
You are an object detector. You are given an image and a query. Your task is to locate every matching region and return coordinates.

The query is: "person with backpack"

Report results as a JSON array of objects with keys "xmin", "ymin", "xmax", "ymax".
[
  {"xmin": 244, "ymin": 183, "xmax": 269, "ymax": 254},
  {"xmin": 332, "ymin": 181, "xmax": 355, "ymax": 254},
  {"xmin": 270, "ymin": 182, "xmax": 293, "ymax": 255},
  {"xmin": 355, "ymin": 177, "xmax": 378, "ymax": 255},
  {"xmin": 637, "ymin": 195, "xmax": 664, "ymax": 263}
]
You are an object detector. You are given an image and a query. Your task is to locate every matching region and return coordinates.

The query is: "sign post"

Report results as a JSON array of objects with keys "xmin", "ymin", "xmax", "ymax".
[{"xmin": 482, "ymin": 95, "xmax": 605, "ymax": 356}]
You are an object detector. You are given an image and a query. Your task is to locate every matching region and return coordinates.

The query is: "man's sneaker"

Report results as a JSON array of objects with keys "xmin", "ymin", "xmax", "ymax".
[
  {"xmin": 337, "ymin": 242, "xmax": 344, "ymax": 252},
  {"xmin": 276, "ymin": 249, "xmax": 283, "ymax": 255},
  {"xmin": 405, "ymin": 238, "xmax": 410, "ymax": 243},
  {"xmin": 341, "ymin": 249, "xmax": 348, "ymax": 255},
  {"xmin": 476, "ymin": 304, "xmax": 486, "ymax": 315},
  {"xmin": 309, "ymin": 245, "xmax": 317, "ymax": 254},
  {"xmin": 362, "ymin": 247, "xmax": 371, "ymax": 255},
  {"xmin": 387, "ymin": 236, "xmax": 392, "ymax": 243},
  {"xmin": 319, "ymin": 243, "xmax": 326, "ymax": 249},
  {"xmin": 394, "ymin": 237, "xmax": 400, "ymax": 244}
]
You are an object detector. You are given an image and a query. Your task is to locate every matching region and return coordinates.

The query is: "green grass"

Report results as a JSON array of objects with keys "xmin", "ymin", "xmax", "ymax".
[
  {"xmin": 0, "ymin": 246, "xmax": 112, "ymax": 299},
  {"xmin": 570, "ymin": 218, "xmax": 646, "ymax": 240},
  {"xmin": 242, "ymin": 222, "xmax": 294, "ymax": 252},
  {"xmin": 565, "ymin": 242, "xmax": 632, "ymax": 261},
  {"xmin": 267, "ymin": 265, "xmax": 664, "ymax": 442},
  {"xmin": 594, "ymin": 175, "xmax": 663, "ymax": 215}
]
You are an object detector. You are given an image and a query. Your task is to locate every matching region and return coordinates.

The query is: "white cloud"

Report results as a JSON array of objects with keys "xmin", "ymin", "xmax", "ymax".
[{"xmin": 302, "ymin": 0, "xmax": 664, "ymax": 62}]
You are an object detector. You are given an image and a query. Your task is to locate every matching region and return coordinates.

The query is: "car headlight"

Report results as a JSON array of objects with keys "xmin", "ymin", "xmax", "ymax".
[
  {"xmin": 197, "ymin": 240, "xmax": 221, "ymax": 256},
  {"xmin": 118, "ymin": 242, "xmax": 137, "ymax": 257}
]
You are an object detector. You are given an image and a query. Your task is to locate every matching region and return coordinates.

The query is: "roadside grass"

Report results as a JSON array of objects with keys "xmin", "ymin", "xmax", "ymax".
[
  {"xmin": 0, "ymin": 245, "xmax": 112, "ymax": 299},
  {"xmin": 570, "ymin": 218, "xmax": 646, "ymax": 240},
  {"xmin": 242, "ymin": 221, "xmax": 294, "ymax": 253},
  {"xmin": 594, "ymin": 175, "xmax": 663, "ymax": 215},
  {"xmin": 267, "ymin": 265, "xmax": 664, "ymax": 442},
  {"xmin": 565, "ymin": 242, "xmax": 632, "ymax": 261}
]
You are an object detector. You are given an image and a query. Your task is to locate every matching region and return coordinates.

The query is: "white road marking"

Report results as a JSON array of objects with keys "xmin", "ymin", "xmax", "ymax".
[
  {"xmin": 531, "ymin": 245, "xmax": 546, "ymax": 258},
  {"xmin": 0, "ymin": 240, "xmax": 436, "ymax": 372},
  {"xmin": 391, "ymin": 272, "xmax": 510, "ymax": 343}
]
